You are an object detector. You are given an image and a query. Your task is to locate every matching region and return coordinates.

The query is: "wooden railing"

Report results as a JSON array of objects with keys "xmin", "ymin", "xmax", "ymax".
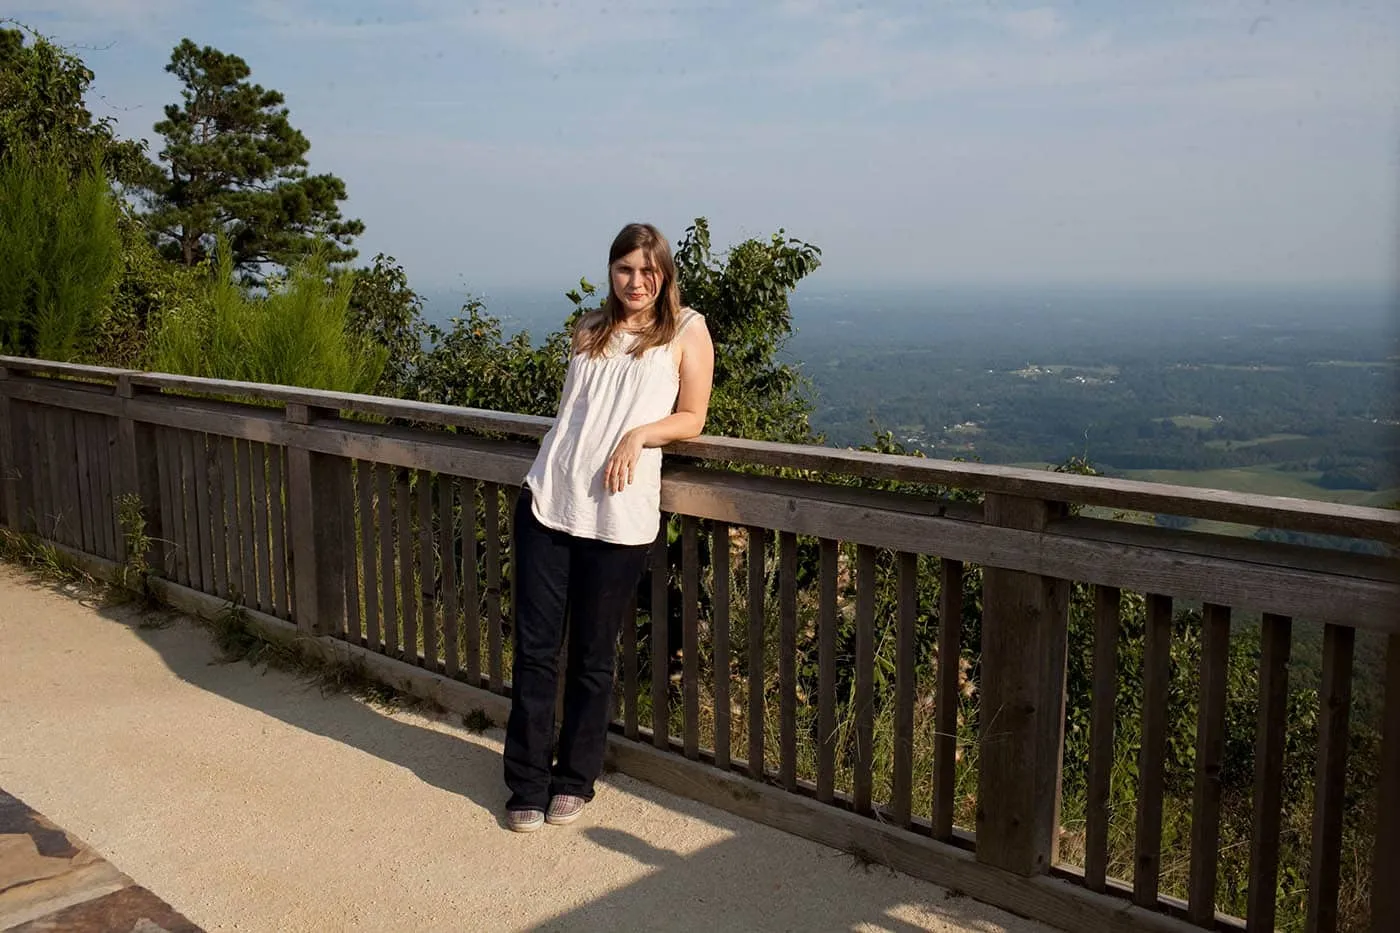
[{"xmin": 0, "ymin": 356, "xmax": 1396, "ymax": 933}]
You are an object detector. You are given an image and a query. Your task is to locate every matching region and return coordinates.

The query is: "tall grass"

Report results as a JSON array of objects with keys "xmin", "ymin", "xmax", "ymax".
[
  {"xmin": 0, "ymin": 146, "xmax": 121, "ymax": 360},
  {"xmin": 153, "ymin": 239, "xmax": 386, "ymax": 393}
]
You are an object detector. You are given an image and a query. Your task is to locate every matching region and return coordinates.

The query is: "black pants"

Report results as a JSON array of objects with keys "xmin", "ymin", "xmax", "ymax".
[{"xmin": 503, "ymin": 490, "xmax": 650, "ymax": 811}]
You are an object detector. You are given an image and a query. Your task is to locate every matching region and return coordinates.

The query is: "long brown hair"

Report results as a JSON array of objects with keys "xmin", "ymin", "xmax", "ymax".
[{"xmin": 575, "ymin": 223, "xmax": 683, "ymax": 359}]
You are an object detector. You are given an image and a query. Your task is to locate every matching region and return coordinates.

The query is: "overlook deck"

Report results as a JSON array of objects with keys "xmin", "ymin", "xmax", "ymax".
[{"xmin": 0, "ymin": 565, "xmax": 1051, "ymax": 933}]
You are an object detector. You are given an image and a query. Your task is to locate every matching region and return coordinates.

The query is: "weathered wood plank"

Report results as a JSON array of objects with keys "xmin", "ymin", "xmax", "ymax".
[
  {"xmin": 483, "ymin": 482, "xmax": 503, "ymax": 692},
  {"xmin": 84, "ymin": 416, "xmax": 107, "ymax": 558},
  {"xmin": 0, "ymin": 371, "xmax": 20, "ymax": 531},
  {"xmin": 190, "ymin": 432, "xmax": 213, "ymax": 593},
  {"xmin": 459, "ymin": 479, "xmax": 480, "ymax": 686},
  {"xmin": 1372, "ymin": 634, "xmax": 1400, "ymax": 932},
  {"xmin": 651, "ymin": 525, "xmax": 669, "ymax": 751},
  {"xmin": 398, "ymin": 475, "xmax": 418, "ymax": 663},
  {"xmin": 623, "ymin": 589, "xmax": 639, "ymax": 740},
  {"xmin": 357, "ymin": 462, "xmax": 380, "ymax": 650},
  {"xmin": 207, "ymin": 435, "xmax": 228, "ymax": 600},
  {"xmin": 218, "ymin": 436, "xmax": 239, "ymax": 595},
  {"xmin": 1306, "ymin": 623, "xmax": 1354, "ymax": 933},
  {"xmin": 180, "ymin": 429, "xmax": 203, "ymax": 589},
  {"xmin": 164, "ymin": 429, "xmax": 188, "ymax": 584},
  {"xmin": 682, "ymin": 515, "xmax": 701, "ymax": 761},
  {"xmin": 250, "ymin": 442, "xmax": 272, "ymax": 614},
  {"xmin": 1188, "ymin": 603, "xmax": 1231, "ymax": 925},
  {"xmin": 267, "ymin": 447, "xmax": 289, "ymax": 619},
  {"xmin": 1084, "ymin": 585, "xmax": 1120, "ymax": 892},
  {"xmin": 29, "ymin": 403, "xmax": 48, "ymax": 539},
  {"xmin": 817, "ymin": 537, "xmax": 838, "ymax": 804},
  {"xmin": 419, "ymin": 471, "xmax": 438, "ymax": 670},
  {"xmin": 778, "ymin": 530, "xmax": 798, "ymax": 790},
  {"xmin": 99, "ymin": 417, "xmax": 120, "ymax": 560},
  {"xmin": 378, "ymin": 466, "xmax": 399, "ymax": 656},
  {"xmin": 439, "ymin": 474, "xmax": 458, "ymax": 678},
  {"xmin": 341, "ymin": 463, "xmax": 362, "ymax": 644},
  {"xmin": 893, "ymin": 550, "xmax": 918, "ymax": 828},
  {"xmin": 236, "ymin": 439, "xmax": 256, "ymax": 602},
  {"xmin": 747, "ymin": 525, "xmax": 766, "ymax": 780},
  {"xmin": 854, "ymin": 543, "xmax": 876, "ymax": 816},
  {"xmin": 74, "ymin": 412, "xmax": 96, "ymax": 554},
  {"xmin": 1245, "ymin": 613, "xmax": 1291, "ymax": 932},
  {"xmin": 934, "ymin": 558, "xmax": 964, "ymax": 841},
  {"xmin": 712, "ymin": 521, "xmax": 731, "ymax": 772},
  {"xmin": 1135, "ymin": 593, "xmax": 1174, "ymax": 907},
  {"xmin": 56, "ymin": 410, "xmax": 79, "ymax": 547}
]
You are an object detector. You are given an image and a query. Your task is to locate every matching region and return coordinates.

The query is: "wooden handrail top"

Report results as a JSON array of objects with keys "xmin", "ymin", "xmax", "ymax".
[{"xmin": 2, "ymin": 355, "xmax": 1397, "ymax": 546}]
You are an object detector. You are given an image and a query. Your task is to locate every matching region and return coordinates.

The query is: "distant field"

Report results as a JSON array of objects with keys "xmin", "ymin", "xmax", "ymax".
[
  {"xmin": 1203, "ymin": 433, "xmax": 1307, "ymax": 450},
  {"xmin": 1119, "ymin": 465, "xmax": 1398, "ymax": 507},
  {"xmin": 1156, "ymin": 414, "xmax": 1218, "ymax": 430}
]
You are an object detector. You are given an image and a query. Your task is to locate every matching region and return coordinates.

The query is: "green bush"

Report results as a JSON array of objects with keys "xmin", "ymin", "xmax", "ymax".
[
  {"xmin": 152, "ymin": 238, "xmax": 385, "ymax": 393},
  {"xmin": 0, "ymin": 146, "xmax": 121, "ymax": 360}
]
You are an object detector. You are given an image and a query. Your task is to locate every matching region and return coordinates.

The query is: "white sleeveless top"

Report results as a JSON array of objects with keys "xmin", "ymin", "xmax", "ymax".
[{"xmin": 524, "ymin": 309, "xmax": 702, "ymax": 546}]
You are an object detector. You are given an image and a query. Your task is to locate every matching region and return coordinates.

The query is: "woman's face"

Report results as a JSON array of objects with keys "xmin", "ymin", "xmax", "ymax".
[{"xmin": 610, "ymin": 248, "xmax": 662, "ymax": 316}]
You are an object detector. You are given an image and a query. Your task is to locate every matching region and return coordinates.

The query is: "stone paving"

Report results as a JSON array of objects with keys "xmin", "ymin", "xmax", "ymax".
[{"xmin": 0, "ymin": 788, "xmax": 201, "ymax": 932}]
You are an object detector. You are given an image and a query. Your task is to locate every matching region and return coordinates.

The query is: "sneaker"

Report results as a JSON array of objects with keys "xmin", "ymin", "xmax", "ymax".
[
  {"xmin": 545, "ymin": 794, "xmax": 587, "ymax": 826},
  {"xmin": 506, "ymin": 808, "xmax": 544, "ymax": 833}
]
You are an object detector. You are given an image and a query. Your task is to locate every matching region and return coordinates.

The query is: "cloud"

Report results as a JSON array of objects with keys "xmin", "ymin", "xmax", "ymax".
[{"xmin": 986, "ymin": 7, "xmax": 1066, "ymax": 42}]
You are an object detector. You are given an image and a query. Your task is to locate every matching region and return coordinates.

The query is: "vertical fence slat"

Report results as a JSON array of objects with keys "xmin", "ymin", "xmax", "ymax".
[
  {"xmin": 746, "ymin": 525, "xmax": 766, "ymax": 779},
  {"xmin": 1246, "ymin": 613, "xmax": 1292, "ymax": 932},
  {"xmin": 713, "ymin": 521, "xmax": 731, "ymax": 771},
  {"xmin": 892, "ymin": 550, "xmax": 917, "ymax": 828},
  {"xmin": 59, "ymin": 411, "xmax": 81, "ymax": 548},
  {"xmin": 682, "ymin": 515, "xmax": 700, "ymax": 760},
  {"xmin": 88, "ymin": 415, "xmax": 108, "ymax": 557},
  {"xmin": 854, "ymin": 543, "xmax": 876, "ymax": 816},
  {"xmin": 98, "ymin": 418, "xmax": 118, "ymax": 559},
  {"xmin": 623, "ymin": 589, "xmax": 639, "ymax": 739},
  {"xmin": 419, "ymin": 472, "xmax": 437, "ymax": 670},
  {"xmin": 1134, "ymin": 593, "xmax": 1173, "ymax": 908},
  {"xmin": 207, "ymin": 437, "xmax": 228, "ymax": 599},
  {"xmin": 1084, "ymin": 584, "xmax": 1120, "ymax": 891},
  {"xmin": 181, "ymin": 431, "xmax": 202, "ymax": 589},
  {"xmin": 439, "ymin": 474, "xmax": 458, "ymax": 678},
  {"xmin": 1189, "ymin": 603, "xmax": 1231, "ymax": 926},
  {"xmin": 236, "ymin": 440, "xmax": 256, "ymax": 602},
  {"xmin": 483, "ymin": 482, "xmax": 503, "ymax": 691},
  {"xmin": 1306, "ymin": 623, "xmax": 1354, "ymax": 933},
  {"xmin": 1371, "ymin": 633, "xmax": 1400, "ymax": 932},
  {"xmin": 250, "ymin": 443, "xmax": 272, "ymax": 614},
  {"xmin": 459, "ymin": 480, "xmax": 480, "ymax": 686},
  {"xmin": 398, "ymin": 475, "xmax": 418, "ymax": 664},
  {"xmin": 817, "ymin": 537, "xmax": 838, "ymax": 804},
  {"xmin": 651, "ymin": 525, "xmax": 669, "ymax": 750},
  {"xmin": 74, "ymin": 414, "xmax": 95, "ymax": 554},
  {"xmin": 342, "ymin": 463, "xmax": 362, "ymax": 643},
  {"xmin": 933, "ymin": 558, "xmax": 963, "ymax": 840},
  {"xmin": 777, "ymin": 530, "xmax": 798, "ymax": 790},
  {"xmin": 25, "ymin": 404, "xmax": 43, "ymax": 536},
  {"xmin": 166, "ymin": 431, "xmax": 189, "ymax": 584},
  {"xmin": 377, "ymin": 467, "xmax": 399, "ymax": 657},
  {"xmin": 269, "ymin": 447, "xmax": 290, "ymax": 617},
  {"xmin": 191, "ymin": 433, "xmax": 213, "ymax": 593},
  {"xmin": 358, "ymin": 463, "xmax": 380, "ymax": 650},
  {"xmin": 219, "ymin": 437, "xmax": 239, "ymax": 595}
]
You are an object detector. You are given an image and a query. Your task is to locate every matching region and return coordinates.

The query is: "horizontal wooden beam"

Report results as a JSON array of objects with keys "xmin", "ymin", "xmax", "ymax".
[
  {"xmin": 6, "ymin": 374, "xmax": 1396, "ymax": 630},
  {"xmin": 2, "ymin": 359, "xmax": 1395, "ymax": 545}
]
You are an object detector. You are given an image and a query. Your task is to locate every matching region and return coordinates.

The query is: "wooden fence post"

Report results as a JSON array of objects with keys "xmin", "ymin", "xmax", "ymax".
[
  {"xmin": 285, "ymin": 403, "xmax": 348, "ymax": 636},
  {"xmin": 976, "ymin": 493, "xmax": 1071, "ymax": 877}
]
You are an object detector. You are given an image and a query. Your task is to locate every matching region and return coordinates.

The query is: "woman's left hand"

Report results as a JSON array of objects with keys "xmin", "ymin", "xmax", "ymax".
[{"xmin": 604, "ymin": 429, "xmax": 647, "ymax": 494}]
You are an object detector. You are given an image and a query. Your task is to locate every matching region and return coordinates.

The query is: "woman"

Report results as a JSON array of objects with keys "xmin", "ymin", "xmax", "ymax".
[{"xmin": 504, "ymin": 222, "xmax": 715, "ymax": 832}]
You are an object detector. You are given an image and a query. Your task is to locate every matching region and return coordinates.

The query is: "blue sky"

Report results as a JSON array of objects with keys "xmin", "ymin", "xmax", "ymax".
[{"xmin": 14, "ymin": 1, "xmax": 1400, "ymax": 293}]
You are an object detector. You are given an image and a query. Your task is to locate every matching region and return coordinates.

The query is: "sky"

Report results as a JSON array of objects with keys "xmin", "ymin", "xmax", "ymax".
[{"xmin": 12, "ymin": 0, "xmax": 1400, "ymax": 293}]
